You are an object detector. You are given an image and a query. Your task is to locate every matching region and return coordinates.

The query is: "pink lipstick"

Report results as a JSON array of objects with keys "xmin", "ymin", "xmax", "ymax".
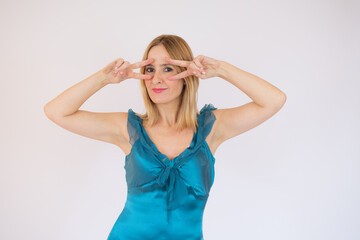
[{"xmin": 153, "ymin": 88, "xmax": 167, "ymax": 93}]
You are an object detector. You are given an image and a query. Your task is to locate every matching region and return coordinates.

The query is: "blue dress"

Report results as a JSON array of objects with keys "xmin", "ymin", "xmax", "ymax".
[{"xmin": 107, "ymin": 104, "xmax": 218, "ymax": 240}]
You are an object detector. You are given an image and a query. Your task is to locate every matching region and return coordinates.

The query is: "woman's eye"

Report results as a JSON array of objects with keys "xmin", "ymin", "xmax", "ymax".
[
  {"xmin": 145, "ymin": 67, "xmax": 173, "ymax": 73},
  {"xmin": 145, "ymin": 67, "xmax": 154, "ymax": 73}
]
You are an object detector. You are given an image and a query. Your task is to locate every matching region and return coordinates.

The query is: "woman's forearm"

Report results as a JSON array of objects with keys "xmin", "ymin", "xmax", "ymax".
[
  {"xmin": 216, "ymin": 61, "xmax": 286, "ymax": 108},
  {"xmin": 44, "ymin": 70, "xmax": 109, "ymax": 118}
]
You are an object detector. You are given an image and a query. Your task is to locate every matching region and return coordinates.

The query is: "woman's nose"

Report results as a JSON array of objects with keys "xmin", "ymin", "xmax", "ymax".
[{"xmin": 151, "ymin": 71, "xmax": 165, "ymax": 83}]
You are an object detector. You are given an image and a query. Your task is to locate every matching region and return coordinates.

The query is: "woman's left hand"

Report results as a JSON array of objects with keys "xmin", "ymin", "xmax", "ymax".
[{"xmin": 165, "ymin": 55, "xmax": 221, "ymax": 80}]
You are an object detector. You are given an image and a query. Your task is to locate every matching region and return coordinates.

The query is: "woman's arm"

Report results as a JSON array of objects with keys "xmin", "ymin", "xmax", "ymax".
[
  {"xmin": 164, "ymin": 55, "xmax": 286, "ymax": 145},
  {"xmin": 213, "ymin": 60, "xmax": 287, "ymax": 143},
  {"xmin": 43, "ymin": 70, "xmax": 127, "ymax": 145},
  {"xmin": 43, "ymin": 58, "xmax": 153, "ymax": 146},
  {"xmin": 44, "ymin": 70, "xmax": 108, "ymax": 118},
  {"xmin": 217, "ymin": 61, "xmax": 286, "ymax": 108}
]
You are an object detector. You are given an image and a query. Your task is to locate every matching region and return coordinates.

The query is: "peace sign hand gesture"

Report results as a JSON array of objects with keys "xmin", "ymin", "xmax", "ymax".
[
  {"xmin": 165, "ymin": 55, "xmax": 221, "ymax": 80},
  {"xmin": 101, "ymin": 58, "xmax": 155, "ymax": 84}
]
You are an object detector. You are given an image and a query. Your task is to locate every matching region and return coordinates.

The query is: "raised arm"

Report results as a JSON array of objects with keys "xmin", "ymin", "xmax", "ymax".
[
  {"xmin": 212, "ymin": 60, "xmax": 286, "ymax": 144},
  {"xmin": 164, "ymin": 55, "xmax": 286, "ymax": 146},
  {"xmin": 43, "ymin": 58, "xmax": 154, "ymax": 148}
]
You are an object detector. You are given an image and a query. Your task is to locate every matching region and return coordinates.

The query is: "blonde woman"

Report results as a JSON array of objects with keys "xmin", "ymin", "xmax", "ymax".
[{"xmin": 44, "ymin": 34, "xmax": 286, "ymax": 239}]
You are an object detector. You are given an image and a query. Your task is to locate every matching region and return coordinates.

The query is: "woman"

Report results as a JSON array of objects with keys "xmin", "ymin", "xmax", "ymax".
[{"xmin": 44, "ymin": 34, "xmax": 286, "ymax": 239}]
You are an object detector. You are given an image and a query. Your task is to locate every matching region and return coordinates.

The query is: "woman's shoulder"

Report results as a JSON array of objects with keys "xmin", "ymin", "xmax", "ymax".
[
  {"xmin": 199, "ymin": 103, "xmax": 217, "ymax": 113},
  {"xmin": 198, "ymin": 103, "xmax": 219, "ymax": 122},
  {"xmin": 127, "ymin": 108, "xmax": 143, "ymax": 122},
  {"xmin": 199, "ymin": 103, "xmax": 221, "ymax": 123}
]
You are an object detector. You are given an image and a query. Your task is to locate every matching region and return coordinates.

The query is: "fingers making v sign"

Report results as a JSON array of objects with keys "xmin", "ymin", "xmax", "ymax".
[
  {"xmin": 164, "ymin": 55, "xmax": 221, "ymax": 80},
  {"xmin": 103, "ymin": 58, "xmax": 155, "ymax": 84}
]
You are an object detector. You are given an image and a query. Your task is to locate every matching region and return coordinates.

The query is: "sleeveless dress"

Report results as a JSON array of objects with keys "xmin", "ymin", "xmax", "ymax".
[{"xmin": 107, "ymin": 103, "xmax": 218, "ymax": 240}]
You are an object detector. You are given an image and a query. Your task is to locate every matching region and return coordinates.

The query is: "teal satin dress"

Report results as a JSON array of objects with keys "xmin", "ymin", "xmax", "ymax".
[{"xmin": 107, "ymin": 104, "xmax": 217, "ymax": 240}]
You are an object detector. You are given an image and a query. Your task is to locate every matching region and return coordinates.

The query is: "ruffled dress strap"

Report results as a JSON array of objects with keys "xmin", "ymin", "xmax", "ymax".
[
  {"xmin": 127, "ymin": 108, "xmax": 142, "ymax": 145},
  {"xmin": 196, "ymin": 103, "xmax": 218, "ymax": 144}
]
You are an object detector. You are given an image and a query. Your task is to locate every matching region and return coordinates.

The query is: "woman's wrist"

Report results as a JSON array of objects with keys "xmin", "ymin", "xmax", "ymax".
[
  {"xmin": 215, "ymin": 60, "xmax": 229, "ymax": 79},
  {"xmin": 94, "ymin": 70, "xmax": 111, "ymax": 86}
]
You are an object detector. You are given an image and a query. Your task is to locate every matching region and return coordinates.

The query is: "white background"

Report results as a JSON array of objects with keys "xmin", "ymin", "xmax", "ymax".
[{"xmin": 1, "ymin": 0, "xmax": 359, "ymax": 239}]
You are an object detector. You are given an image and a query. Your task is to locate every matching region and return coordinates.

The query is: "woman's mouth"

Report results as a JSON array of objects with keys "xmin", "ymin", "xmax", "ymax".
[{"xmin": 153, "ymin": 88, "xmax": 167, "ymax": 93}]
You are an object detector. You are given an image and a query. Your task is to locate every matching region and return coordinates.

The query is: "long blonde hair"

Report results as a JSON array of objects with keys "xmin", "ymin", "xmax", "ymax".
[{"xmin": 137, "ymin": 34, "xmax": 200, "ymax": 132}]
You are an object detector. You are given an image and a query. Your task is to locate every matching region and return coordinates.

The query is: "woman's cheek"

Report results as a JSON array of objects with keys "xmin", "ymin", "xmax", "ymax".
[{"xmin": 144, "ymin": 74, "xmax": 153, "ymax": 81}]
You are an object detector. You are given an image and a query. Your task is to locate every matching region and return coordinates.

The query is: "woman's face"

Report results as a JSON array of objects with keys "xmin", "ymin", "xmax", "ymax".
[{"xmin": 144, "ymin": 45, "xmax": 185, "ymax": 105}]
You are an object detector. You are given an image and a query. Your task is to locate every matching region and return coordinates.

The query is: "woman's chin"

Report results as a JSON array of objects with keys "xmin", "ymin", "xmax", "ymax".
[{"xmin": 151, "ymin": 99, "xmax": 167, "ymax": 104}]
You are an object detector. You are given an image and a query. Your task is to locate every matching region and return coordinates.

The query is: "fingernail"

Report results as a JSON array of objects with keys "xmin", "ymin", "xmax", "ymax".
[{"xmin": 202, "ymin": 71, "xmax": 206, "ymax": 74}]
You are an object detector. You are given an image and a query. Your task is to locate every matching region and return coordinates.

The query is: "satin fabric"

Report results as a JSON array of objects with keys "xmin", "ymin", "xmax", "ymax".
[{"xmin": 107, "ymin": 104, "xmax": 217, "ymax": 240}]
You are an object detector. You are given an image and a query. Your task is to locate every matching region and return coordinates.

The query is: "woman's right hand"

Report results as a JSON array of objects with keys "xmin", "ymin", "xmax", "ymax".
[{"xmin": 101, "ymin": 58, "xmax": 154, "ymax": 84}]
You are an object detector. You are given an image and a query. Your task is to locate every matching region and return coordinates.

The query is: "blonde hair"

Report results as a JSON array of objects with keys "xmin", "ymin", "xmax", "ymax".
[{"xmin": 137, "ymin": 34, "xmax": 200, "ymax": 132}]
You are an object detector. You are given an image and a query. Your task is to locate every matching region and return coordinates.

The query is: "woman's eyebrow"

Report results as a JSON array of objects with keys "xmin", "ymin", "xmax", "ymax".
[{"xmin": 146, "ymin": 63, "xmax": 173, "ymax": 67}]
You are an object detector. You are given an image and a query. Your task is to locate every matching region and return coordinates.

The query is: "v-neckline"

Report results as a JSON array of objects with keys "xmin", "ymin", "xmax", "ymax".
[{"xmin": 140, "ymin": 119, "xmax": 197, "ymax": 162}]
